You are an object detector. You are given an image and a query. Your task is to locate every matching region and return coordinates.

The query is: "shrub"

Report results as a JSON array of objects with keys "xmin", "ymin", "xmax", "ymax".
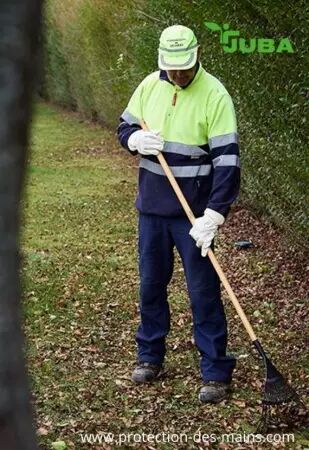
[{"xmin": 43, "ymin": 0, "xmax": 308, "ymax": 244}]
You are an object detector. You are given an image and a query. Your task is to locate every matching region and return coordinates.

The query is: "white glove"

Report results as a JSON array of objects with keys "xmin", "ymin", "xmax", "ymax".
[
  {"xmin": 128, "ymin": 129, "xmax": 164, "ymax": 155},
  {"xmin": 189, "ymin": 208, "xmax": 225, "ymax": 257}
]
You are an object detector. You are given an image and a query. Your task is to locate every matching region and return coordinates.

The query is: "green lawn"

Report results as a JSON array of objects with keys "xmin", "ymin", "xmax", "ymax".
[{"xmin": 23, "ymin": 103, "xmax": 308, "ymax": 450}]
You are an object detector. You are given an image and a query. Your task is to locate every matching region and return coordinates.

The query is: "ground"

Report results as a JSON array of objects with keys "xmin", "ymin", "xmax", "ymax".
[{"xmin": 23, "ymin": 103, "xmax": 308, "ymax": 449}]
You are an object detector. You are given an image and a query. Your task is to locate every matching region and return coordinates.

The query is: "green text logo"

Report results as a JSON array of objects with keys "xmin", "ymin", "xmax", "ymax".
[{"xmin": 204, "ymin": 22, "xmax": 294, "ymax": 53}]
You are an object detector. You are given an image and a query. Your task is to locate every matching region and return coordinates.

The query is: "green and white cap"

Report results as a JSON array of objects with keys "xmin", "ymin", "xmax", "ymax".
[{"xmin": 158, "ymin": 25, "xmax": 199, "ymax": 70}]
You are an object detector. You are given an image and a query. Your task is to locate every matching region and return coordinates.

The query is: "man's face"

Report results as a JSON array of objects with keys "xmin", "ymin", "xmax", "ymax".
[
  {"xmin": 167, "ymin": 65, "xmax": 197, "ymax": 88},
  {"xmin": 166, "ymin": 48, "xmax": 201, "ymax": 87}
]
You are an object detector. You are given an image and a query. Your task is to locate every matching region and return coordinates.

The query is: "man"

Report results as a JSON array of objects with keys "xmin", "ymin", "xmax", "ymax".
[{"xmin": 117, "ymin": 25, "xmax": 240, "ymax": 403}]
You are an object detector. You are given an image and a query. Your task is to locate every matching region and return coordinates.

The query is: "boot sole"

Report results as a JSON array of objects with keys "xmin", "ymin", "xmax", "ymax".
[
  {"xmin": 132, "ymin": 368, "xmax": 166, "ymax": 384},
  {"xmin": 199, "ymin": 390, "xmax": 230, "ymax": 404}
]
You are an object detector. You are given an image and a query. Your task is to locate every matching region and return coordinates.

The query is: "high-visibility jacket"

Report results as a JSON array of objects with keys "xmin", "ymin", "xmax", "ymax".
[{"xmin": 117, "ymin": 63, "xmax": 240, "ymax": 217}]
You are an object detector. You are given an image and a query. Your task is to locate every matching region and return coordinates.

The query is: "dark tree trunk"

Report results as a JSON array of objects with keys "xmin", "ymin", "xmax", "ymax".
[{"xmin": 0, "ymin": 1, "xmax": 43, "ymax": 449}]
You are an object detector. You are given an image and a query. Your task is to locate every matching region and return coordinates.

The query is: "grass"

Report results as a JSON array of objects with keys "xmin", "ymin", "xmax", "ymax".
[{"xmin": 23, "ymin": 103, "xmax": 308, "ymax": 450}]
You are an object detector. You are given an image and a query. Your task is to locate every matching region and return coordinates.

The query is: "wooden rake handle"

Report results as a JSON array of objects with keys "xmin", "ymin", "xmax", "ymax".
[{"xmin": 140, "ymin": 119, "xmax": 257, "ymax": 342}]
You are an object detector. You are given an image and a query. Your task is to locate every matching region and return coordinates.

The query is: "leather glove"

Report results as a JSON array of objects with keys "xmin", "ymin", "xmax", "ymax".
[
  {"xmin": 128, "ymin": 129, "xmax": 164, "ymax": 155},
  {"xmin": 189, "ymin": 208, "xmax": 225, "ymax": 257}
]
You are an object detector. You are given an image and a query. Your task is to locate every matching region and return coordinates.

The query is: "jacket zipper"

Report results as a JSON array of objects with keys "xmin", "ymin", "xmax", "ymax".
[{"xmin": 172, "ymin": 91, "xmax": 177, "ymax": 106}]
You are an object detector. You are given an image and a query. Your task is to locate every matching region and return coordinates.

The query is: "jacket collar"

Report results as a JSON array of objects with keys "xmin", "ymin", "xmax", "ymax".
[{"xmin": 159, "ymin": 62, "xmax": 201, "ymax": 89}]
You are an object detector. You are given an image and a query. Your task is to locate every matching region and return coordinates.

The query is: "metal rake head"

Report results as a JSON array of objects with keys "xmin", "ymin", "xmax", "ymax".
[
  {"xmin": 253, "ymin": 339, "xmax": 300, "ymax": 405},
  {"xmin": 253, "ymin": 340, "xmax": 305, "ymax": 433},
  {"xmin": 262, "ymin": 356, "xmax": 299, "ymax": 405}
]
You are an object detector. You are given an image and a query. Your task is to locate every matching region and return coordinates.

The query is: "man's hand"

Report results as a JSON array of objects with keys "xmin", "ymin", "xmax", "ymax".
[
  {"xmin": 128, "ymin": 129, "xmax": 164, "ymax": 155},
  {"xmin": 189, "ymin": 208, "xmax": 225, "ymax": 257}
]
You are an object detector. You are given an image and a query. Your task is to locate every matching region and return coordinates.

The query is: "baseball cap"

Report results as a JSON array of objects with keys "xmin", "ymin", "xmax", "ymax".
[{"xmin": 158, "ymin": 25, "xmax": 199, "ymax": 71}]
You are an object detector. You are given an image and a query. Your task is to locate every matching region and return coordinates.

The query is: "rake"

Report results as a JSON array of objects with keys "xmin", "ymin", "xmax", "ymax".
[{"xmin": 140, "ymin": 120, "xmax": 303, "ymax": 429}]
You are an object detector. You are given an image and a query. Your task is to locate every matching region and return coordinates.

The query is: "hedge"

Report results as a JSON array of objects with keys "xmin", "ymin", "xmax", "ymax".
[{"xmin": 42, "ymin": 0, "xmax": 308, "ymax": 245}]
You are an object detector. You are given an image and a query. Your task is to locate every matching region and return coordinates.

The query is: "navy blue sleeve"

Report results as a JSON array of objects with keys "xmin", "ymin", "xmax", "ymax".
[
  {"xmin": 117, "ymin": 118, "xmax": 141, "ymax": 156},
  {"xmin": 207, "ymin": 142, "xmax": 241, "ymax": 217}
]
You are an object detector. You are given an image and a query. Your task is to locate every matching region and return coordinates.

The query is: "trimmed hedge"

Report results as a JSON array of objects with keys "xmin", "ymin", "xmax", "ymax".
[{"xmin": 43, "ymin": 0, "xmax": 308, "ymax": 244}]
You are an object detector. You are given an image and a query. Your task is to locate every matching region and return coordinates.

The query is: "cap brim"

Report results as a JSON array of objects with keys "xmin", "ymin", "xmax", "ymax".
[{"xmin": 158, "ymin": 49, "xmax": 198, "ymax": 70}]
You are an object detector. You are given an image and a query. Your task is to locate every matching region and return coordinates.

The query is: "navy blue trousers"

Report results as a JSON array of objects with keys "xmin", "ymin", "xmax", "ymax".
[{"xmin": 136, "ymin": 214, "xmax": 236, "ymax": 383}]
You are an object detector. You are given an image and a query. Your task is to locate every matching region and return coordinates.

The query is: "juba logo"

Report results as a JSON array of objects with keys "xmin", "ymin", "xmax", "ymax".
[{"xmin": 204, "ymin": 22, "xmax": 295, "ymax": 54}]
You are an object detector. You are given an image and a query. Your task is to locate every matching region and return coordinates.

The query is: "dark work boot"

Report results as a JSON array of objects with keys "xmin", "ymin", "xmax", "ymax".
[
  {"xmin": 131, "ymin": 362, "xmax": 163, "ymax": 384},
  {"xmin": 199, "ymin": 381, "xmax": 230, "ymax": 404}
]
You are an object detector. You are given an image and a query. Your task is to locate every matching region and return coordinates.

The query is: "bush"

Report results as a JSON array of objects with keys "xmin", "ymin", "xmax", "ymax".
[{"xmin": 43, "ymin": 0, "xmax": 308, "ymax": 244}]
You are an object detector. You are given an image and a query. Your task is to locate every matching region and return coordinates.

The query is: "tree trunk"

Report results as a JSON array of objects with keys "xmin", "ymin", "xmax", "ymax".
[{"xmin": 0, "ymin": 1, "xmax": 43, "ymax": 448}]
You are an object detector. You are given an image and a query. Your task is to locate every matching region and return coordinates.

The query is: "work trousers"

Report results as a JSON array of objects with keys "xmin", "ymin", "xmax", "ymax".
[{"xmin": 136, "ymin": 213, "xmax": 236, "ymax": 383}]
